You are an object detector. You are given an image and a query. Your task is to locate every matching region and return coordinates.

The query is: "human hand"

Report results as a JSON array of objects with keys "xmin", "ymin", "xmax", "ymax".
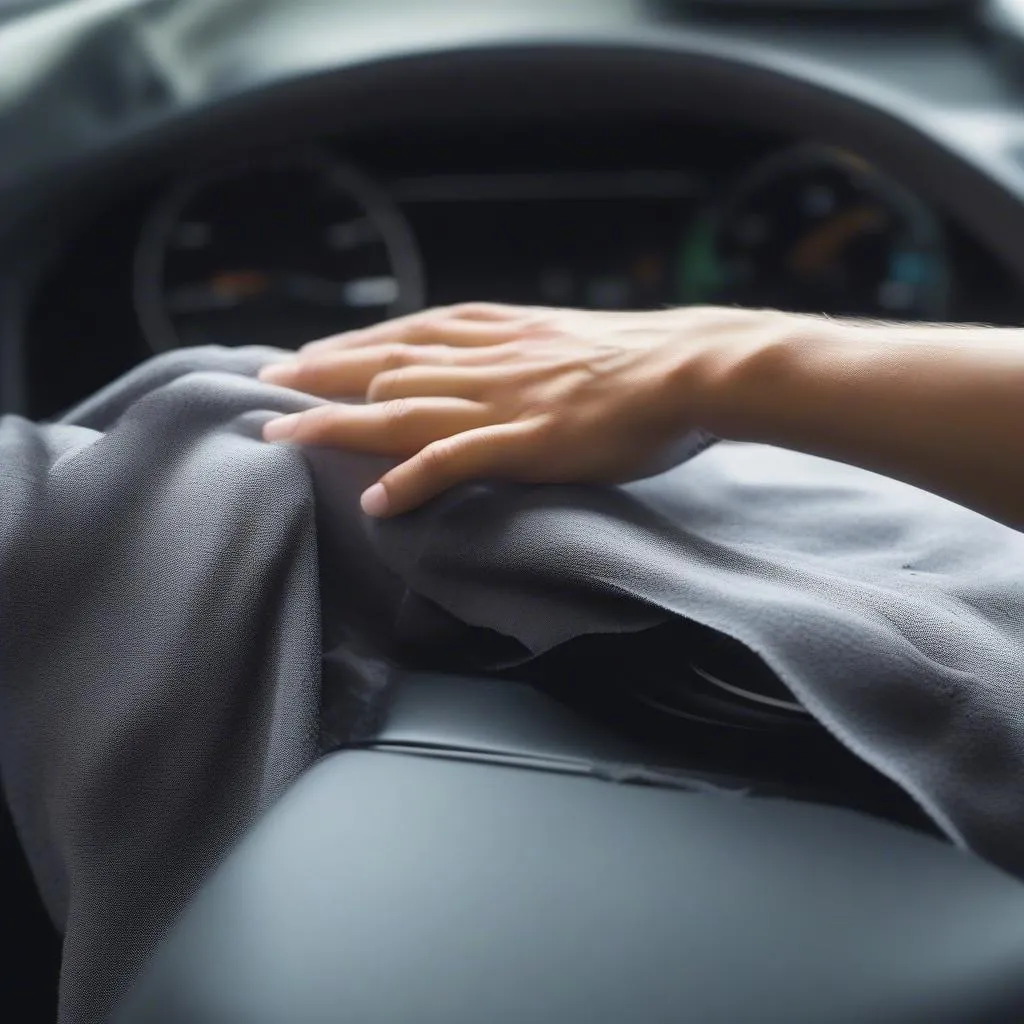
[{"xmin": 259, "ymin": 303, "xmax": 791, "ymax": 517}]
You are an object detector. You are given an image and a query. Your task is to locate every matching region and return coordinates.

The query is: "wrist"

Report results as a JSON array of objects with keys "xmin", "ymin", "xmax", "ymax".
[{"xmin": 679, "ymin": 309, "xmax": 843, "ymax": 443}]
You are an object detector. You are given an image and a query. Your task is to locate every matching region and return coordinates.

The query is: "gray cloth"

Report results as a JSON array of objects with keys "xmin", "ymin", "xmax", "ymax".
[{"xmin": 3, "ymin": 346, "xmax": 1024, "ymax": 1022}]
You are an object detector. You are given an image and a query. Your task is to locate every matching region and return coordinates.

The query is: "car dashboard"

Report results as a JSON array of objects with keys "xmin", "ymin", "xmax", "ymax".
[{"xmin": 4, "ymin": 0, "xmax": 1024, "ymax": 420}]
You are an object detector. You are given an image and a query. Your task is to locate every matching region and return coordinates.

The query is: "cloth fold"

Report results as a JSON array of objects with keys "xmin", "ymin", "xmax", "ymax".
[{"xmin": 2, "ymin": 346, "xmax": 1024, "ymax": 1022}]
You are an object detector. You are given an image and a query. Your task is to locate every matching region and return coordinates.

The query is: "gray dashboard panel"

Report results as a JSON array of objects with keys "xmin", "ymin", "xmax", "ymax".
[{"xmin": 114, "ymin": 743, "xmax": 1024, "ymax": 1024}]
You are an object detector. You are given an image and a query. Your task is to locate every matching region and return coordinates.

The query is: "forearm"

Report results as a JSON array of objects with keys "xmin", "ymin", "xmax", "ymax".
[{"xmin": 696, "ymin": 316, "xmax": 1024, "ymax": 527}]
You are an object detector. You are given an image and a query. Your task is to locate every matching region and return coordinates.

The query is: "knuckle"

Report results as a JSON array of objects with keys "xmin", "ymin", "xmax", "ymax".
[
  {"xmin": 522, "ymin": 413, "xmax": 559, "ymax": 448},
  {"xmin": 422, "ymin": 344, "xmax": 452, "ymax": 364},
  {"xmin": 380, "ymin": 343, "xmax": 411, "ymax": 373},
  {"xmin": 367, "ymin": 368, "xmax": 403, "ymax": 401},
  {"xmin": 292, "ymin": 404, "xmax": 337, "ymax": 438},
  {"xmin": 380, "ymin": 397, "xmax": 413, "ymax": 424},
  {"xmin": 419, "ymin": 437, "xmax": 457, "ymax": 475},
  {"xmin": 404, "ymin": 316, "xmax": 442, "ymax": 343},
  {"xmin": 497, "ymin": 339, "xmax": 531, "ymax": 361},
  {"xmin": 520, "ymin": 310, "xmax": 556, "ymax": 333},
  {"xmin": 451, "ymin": 301, "xmax": 496, "ymax": 319}
]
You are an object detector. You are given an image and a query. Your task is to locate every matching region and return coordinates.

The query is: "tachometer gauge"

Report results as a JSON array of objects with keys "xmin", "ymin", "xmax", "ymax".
[
  {"xmin": 678, "ymin": 145, "xmax": 949, "ymax": 320},
  {"xmin": 134, "ymin": 152, "xmax": 424, "ymax": 352}
]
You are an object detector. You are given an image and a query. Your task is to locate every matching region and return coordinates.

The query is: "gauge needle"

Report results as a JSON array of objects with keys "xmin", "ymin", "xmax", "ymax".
[
  {"xmin": 788, "ymin": 204, "xmax": 886, "ymax": 276},
  {"xmin": 211, "ymin": 270, "xmax": 270, "ymax": 300}
]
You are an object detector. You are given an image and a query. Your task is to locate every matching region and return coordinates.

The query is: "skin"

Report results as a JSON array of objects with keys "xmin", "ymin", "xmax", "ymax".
[{"xmin": 258, "ymin": 302, "xmax": 1024, "ymax": 527}]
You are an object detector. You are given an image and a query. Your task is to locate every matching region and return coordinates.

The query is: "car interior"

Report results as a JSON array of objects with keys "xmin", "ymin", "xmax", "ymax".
[{"xmin": 7, "ymin": 0, "xmax": 1024, "ymax": 1020}]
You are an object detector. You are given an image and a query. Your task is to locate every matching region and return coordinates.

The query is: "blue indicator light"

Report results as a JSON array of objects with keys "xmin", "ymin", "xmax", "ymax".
[{"xmin": 889, "ymin": 251, "xmax": 931, "ymax": 285}]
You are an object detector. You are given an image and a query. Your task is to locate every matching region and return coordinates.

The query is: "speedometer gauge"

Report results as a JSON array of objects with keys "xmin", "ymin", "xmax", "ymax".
[
  {"xmin": 678, "ymin": 145, "xmax": 949, "ymax": 320},
  {"xmin": 134, "ymin": 152, "xmax": 424, "ymax": 352}
]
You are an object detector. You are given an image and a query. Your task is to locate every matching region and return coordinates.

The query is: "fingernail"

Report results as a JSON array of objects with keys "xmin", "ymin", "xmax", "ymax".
[
  {"xmin": 263, "ymin": 414, "xmax": 300, "ymax": 441},
  {"xmin": 360, "ymin": 483, "xmax": 390, "ymax": 517},
  {"xmin": 259, "ymin": 361, "xmax": 297, "ymax": 383}
]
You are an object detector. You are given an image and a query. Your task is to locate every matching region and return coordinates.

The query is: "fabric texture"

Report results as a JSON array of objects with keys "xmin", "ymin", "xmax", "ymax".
[{"xmin": 2, "ymin": 346, "xmax": 1024, "ymax": 1022}]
